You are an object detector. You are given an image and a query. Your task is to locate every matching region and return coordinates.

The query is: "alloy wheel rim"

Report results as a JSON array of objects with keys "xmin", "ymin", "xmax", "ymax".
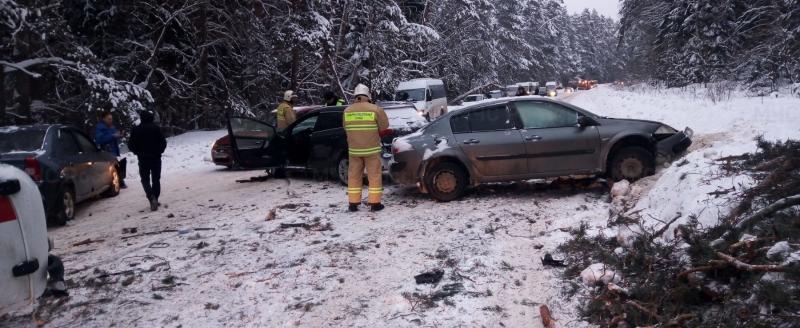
[
  {"xmin": 434, "ymin": 170, "xmax": 457, "ymax": 194},
  {"xmin": 112, "ymin": 170, "xmax": 120, "ymax": 193},
  {"xmin": 63, "ymin": 192, "xmax": 74, "ymax": 218},
  {"xmin": 620, "ymin": 158, "xmax": 644, "ymax": 179}
]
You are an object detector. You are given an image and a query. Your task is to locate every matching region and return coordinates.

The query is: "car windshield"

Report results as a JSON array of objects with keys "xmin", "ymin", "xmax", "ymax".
[
  {"xmin": 0, "ymin": 128, "xmax": 46, "ymax": 153},
  {"xmin": 395, "ymin": 89, "xmax": 426, "ymax": 102},
  {"xmin": 464, "ymin": 95, "xmax": 480, "ymax": 102},
  {"xmin": 386, "ymin": 106, "xmax": 427, "ymax": 131}
]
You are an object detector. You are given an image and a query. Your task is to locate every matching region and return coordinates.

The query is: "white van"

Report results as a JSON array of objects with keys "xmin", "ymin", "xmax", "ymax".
[
  {"xmin": 0, "ymin": 164, "xmax": 49, "ymax": 314},
  {"xmin": 394, "ymin": 79, "xmax": 448, "ymax": 120}
]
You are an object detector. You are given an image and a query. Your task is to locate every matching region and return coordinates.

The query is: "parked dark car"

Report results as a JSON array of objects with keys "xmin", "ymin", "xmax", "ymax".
[
  {"xmin": 390, "ymin": 96, "xmax": 692, "ymax": 201},
  {"xmin": 0, "ymin": 125, "xmax": 121, "ymax": 225},
  {"xmin": 224, "ymin": 102, "xmax": 427, "ymax": 184}
]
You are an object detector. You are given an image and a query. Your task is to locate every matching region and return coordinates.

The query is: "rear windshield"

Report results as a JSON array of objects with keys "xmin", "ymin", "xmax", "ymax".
[
  {"xmin": 0, "ymin": 128, "xmax": 46, "ymax": 152},
  {"xmin": 387, "ymin": 107, "xmax": 427, "ymax": 131}
]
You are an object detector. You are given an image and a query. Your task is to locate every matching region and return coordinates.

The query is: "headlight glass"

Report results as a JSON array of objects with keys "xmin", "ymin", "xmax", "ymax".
[{"xmin": 655, "ymin": 125, "xmax": 678, "ymax": 134}]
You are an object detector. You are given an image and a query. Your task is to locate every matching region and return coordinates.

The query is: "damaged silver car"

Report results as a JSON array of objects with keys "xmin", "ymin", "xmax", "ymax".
[{"xmin": 389, "ymin": 96, "xmax": 692, "ymax": 201}]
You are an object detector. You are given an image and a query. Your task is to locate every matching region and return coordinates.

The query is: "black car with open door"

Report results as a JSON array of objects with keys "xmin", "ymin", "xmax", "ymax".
[{"xmin": 226, "ymin": 102, "xmax": 427, "ymax": 185}]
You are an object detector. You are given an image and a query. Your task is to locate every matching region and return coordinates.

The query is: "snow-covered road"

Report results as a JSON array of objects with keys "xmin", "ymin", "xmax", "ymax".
[{"xmin": 5, "ymin": 85, "xmax": 800, "ymax": 328}]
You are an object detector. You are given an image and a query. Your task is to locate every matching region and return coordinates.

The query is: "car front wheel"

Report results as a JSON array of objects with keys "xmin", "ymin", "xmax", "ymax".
[
  {"xmin": 424, "ymin": 162, "xmax": 468, "ymax": 202},
  {"xmin": 609, "ymin": 146, "xmax": 655, "ymax": 181},
  {"xmin": 102, "ymin": 167, "xmax": 121, "ymax": 197},
  {"xmin": 335, "ymin": 156, "xmax": 349, "ymax": 186}
]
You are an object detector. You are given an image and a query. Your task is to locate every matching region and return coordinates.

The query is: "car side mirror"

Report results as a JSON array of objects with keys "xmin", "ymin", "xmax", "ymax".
[{"xmin": 578, "ymin": 116, "xmax": 599, "ymax": 127}]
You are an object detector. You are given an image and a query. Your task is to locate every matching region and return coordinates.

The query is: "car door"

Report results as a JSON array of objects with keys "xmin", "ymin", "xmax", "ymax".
[
  {"xmin": 286, "ymin": 114, "xmax": 319, "ymax": 167},
  {"xmin": 227, "ymin": 116, "xmax": 284, "ymax": 168},
  {"xmin": 71, "ymin": 130, "xmax": 112, "ymax": 194},
  {"xmin": 308, "ymin": 111, "xmax": 346, "ymax": 171},
  {"xmin": 451, "ymin": 103, "xmax": 527, "ymax": 179},
  {"xmin": 58, "ymin": 130, "xmax": 94, "ymax": 200},
  {"xmin": 511, "ymin": 100, "xmax": 601, "ymax": 175}
]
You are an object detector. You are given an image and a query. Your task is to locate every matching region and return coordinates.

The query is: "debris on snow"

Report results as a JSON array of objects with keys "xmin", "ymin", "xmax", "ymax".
[
  {"xmin": 580, "ymin": 263, "xmax": 619, "ymax": 286},
  {"xmin": 414, "ymin": 269, "xmax": 444, "ymax": 285},
  {"xmin": 610, "ymin": 180, "xmax": 631, "ymax": 198}
]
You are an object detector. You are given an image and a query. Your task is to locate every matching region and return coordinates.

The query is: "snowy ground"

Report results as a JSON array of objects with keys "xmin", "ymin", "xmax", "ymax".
[{"xmin": 4, "ymin": 85, "xmax": 800, "ymax": 328}]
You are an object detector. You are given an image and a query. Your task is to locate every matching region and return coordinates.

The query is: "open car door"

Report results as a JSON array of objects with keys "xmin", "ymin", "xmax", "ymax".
[{"xmin": 226, "ymin": 116, "xmax": 285, "ymax": 169}]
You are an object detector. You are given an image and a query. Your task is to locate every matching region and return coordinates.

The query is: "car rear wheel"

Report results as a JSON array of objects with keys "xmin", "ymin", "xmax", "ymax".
[
  {"xmin": 50, "ymin": 187, "xmax": 75, "ymax": 226},
  {"xmin": 425, "ymin": 162, "xmax": 468, "ymax": 202},
  {"xmin": 609, "ymin": 146, "xmax": 654, "ymax": 181},
  {"xmin": 102, "ymin": 167, "xmax": 121, "ymax": 197}
]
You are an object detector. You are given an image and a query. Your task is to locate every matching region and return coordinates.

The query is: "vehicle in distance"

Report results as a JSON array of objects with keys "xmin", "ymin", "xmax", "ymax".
[
  {"xmin": 0, "ymin": 125, "xmax": 121, "ymax": 225},
  {"xmin": 390, "ymin": 96, "xmax": 692, "ymax": 201},
  {"xmin": 0, "ymin": 164, "xmax": 50, "ymax": 314},
  {"xmin": 461, "ymin": 94, "xmax": 486, "ymax": 106},
  {"xmin": 394, "ymin": 78, "xmax": 448, "ymax": 120},
  {"xmin": 222, "ymin": 102, "xmax": 427, "ymax": 184},
  {"xmin": 545, "ymin": 81, "xmax": 558, "ymax": 97}
]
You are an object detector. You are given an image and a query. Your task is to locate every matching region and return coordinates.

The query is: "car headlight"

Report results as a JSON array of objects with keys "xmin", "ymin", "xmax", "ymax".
[{"xmin": 655, "ymin": 125, "xmax": 678, "ymax": 135}]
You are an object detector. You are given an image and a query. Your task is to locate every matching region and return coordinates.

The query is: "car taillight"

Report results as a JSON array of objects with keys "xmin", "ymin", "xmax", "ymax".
[
  {"xmin": 24, "ymin": 156, "xmax": 43, "ymax": 182},
  {"xmin": 0, "ymin": 196, "xmax": 16, "ymax": 223}
]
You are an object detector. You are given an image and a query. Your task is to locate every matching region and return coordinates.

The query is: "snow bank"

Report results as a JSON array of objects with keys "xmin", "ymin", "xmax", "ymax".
[
  {"xmin": 124, "ymin": 130, "xmax": 227, "ymax": 179},
  {"xmin": 571, "ymin": 85, "xmax": 800, "ymax": 238}
]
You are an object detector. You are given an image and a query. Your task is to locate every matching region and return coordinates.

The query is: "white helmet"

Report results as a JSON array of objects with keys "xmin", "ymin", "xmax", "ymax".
[
  {"xmin": 354, "ymin": 84, "xmax": 370, "ymax": 99},
  {"xmin": 283, "ymin": 90, "xmax": 297, "ymax": 101}
]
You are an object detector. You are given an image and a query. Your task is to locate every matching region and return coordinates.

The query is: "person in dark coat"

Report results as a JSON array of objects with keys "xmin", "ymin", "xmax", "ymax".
[
  {"xmin": 128, "ymin": 111, "xmax": 167, "ymax": 211},
  {"xmin": 95, "ymin": 111, "xmax": 127, "ymax": 188}
]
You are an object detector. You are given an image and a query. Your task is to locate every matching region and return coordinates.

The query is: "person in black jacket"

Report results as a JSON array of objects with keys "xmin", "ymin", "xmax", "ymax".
[{"xmin": 128, "ymin": 111, "xmax": 167, "ymax": 211}]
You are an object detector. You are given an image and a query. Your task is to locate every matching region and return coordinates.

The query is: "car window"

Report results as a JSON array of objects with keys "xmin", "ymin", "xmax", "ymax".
[
  {"xmin": 450, "ymin": 112, "xmax": 470, "ymax": 134},
  {"xmin": 230, "ymin": 117, "xmax": 274, "ymax": 139},
  {"xmin": 468, "ymin": 105, "xmax": 512, "ymax": 132},
  {"xmin": 57, "ymin": 129, "xmax": 81, "ymax": 156},
  {"xmin": 395, "ymin": 89, "xmax": 425, "ymax": 102},
  {"xmin": 451, "ymin": 104, "xmax": 512, "ymax": 133},
  {"xmin": 430, "ymin": 84, "xmax": 446, "ymax": 99},
  {"xmin": 0, "ymin": 128, "xmax": 46, "ymax": 152},
  {"xmin": 515, "ymin": 101, "xmax": 578, "ymax": 129},
  {"xmin": 292, "ymin": 115, "xmax": 318, "ymax": 136},
  {"xmin": 314, "ymin": 112, "xmax": 343, "ymax": 132},
  {"xmin": 72, "ymin": 131, "xmax": 97, "ymax": 153}
]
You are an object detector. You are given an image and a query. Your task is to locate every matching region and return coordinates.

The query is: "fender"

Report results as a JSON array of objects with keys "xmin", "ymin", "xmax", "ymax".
[
  {"xmin": 416, "ymin": 136, "xmax": 477, "ymax": 192},
  {"xmin": 600, "ymin": 132, "xmax": 656, "ymax": 172}
]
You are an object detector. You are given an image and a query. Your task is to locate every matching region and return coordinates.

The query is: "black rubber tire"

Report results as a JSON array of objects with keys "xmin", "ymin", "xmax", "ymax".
[
  {"xmin": 49, "ymin": 187, "xmax": 75, "ymax": 226},
  {"xmin": 609, "ymin": 146, "xmax": 655, "ymax": 181},
  {"xmin": 332, "ymin": 156, "xmax": 349, "ymax": 186},
  {"xmin": 424, "ymin": 162, "xmax": 468, "ymax": 202},
  {"xmin": 102, "ymin": 166, "xmax": 121, "ymax": 198}
]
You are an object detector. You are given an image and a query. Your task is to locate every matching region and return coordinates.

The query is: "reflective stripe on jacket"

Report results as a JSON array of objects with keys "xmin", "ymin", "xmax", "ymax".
[{"xmin": 343, "ymin": 102, "xmax": 389, "ymax": 157}]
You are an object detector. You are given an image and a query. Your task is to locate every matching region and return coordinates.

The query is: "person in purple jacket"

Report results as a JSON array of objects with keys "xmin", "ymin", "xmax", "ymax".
[{"xmin": 95, "ymin": 111, "xmax": 127, "ymax": 188}]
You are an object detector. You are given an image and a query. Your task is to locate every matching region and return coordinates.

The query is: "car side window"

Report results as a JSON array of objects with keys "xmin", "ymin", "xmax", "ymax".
[
  {"xmin": 57, "ymin": 129, "xmax": 81, "ymax": 156},
  {"xmin": 450, "ymin": 112, "xmax": 470, "ymax": 134},
  {"xmin": 72, "ymin": 131, "xmax": 98, "ymax": 153},
  {"xmin": 468, "ymin": 104, "xmax": 513, "ymax": 132},
  {"xmin": 514, "ymin": 101, "xmax": 578, "ymax": 129},
  {"xmin": 230, "ymin": 117, "xmax": 274, "ymax": 140},
  {"xmin": 314, "ymin": 112, "xmax": 343, "ymax": 132},
  {"xmin": 292, "ymin": 115, "xmax": 318, "ymax": 136},
  {"xmin": 430, "ymin": 84, "xmax": 446, "ymax": 99}
]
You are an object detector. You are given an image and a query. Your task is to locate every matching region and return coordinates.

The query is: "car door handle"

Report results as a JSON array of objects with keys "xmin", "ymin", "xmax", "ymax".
[
  {"xmin": 463, "ymin": 139, "xmax": 480, "ymax": 145},
  {"xmin": 524, "ymin": 135, "xmax": 542, "ymax": 142}
]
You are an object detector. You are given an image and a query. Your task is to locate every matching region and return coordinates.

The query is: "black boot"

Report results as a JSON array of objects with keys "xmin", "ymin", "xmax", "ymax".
[
  {"xmin": 348, "ymin": 203, "xmax": 360, "ymax": 212},
  {"xmin": 369, "ymin": 203, "xmax": 385, "ymax": 212},
  {"xmin": 149, "ymin": 197, "xmax": 158, "ymax": 211}
]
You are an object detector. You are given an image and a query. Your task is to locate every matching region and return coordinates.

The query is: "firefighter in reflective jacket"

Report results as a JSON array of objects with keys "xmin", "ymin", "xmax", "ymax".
[
  {"xmin": 343, "ymin": 84, "xmax": 390, "ymax": 212},
  {"xmin": 276, "ymin": 90, "xmax": 298, "ymax": 131}
]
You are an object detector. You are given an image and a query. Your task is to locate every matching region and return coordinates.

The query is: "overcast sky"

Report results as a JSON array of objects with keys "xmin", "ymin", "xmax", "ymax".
[{"xmin": 562, "ymin": 0, "xmax": 620, "ymax": 20}]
